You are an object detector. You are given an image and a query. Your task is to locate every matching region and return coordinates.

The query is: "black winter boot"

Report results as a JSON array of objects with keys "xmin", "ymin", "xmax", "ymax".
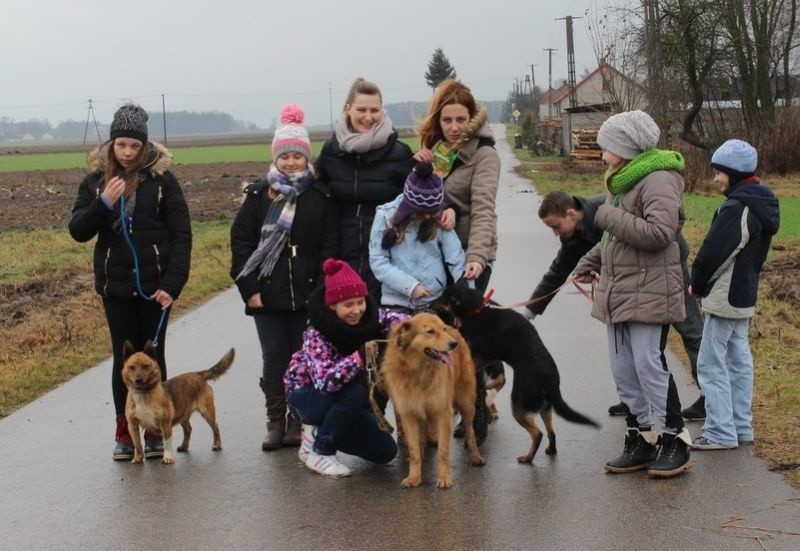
[
  {"xmin": 648, "ymin": 429, "xmax": 692, "ymax": 478},
  {"xmin": 681, "ymin": 395, "xmax": 706, "ymax": 421},
  {"xmin": 605, "ymin": 428, "xmax": 659, "ymax": 473},
  {"xmin": 260, "ymin": 378, "xmax": 287, "ymax": 451}
]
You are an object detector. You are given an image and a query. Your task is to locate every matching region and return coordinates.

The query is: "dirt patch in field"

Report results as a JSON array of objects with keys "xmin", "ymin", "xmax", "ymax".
[
  {"xmin": 0, "ymin": 161, "xmax": 269, "ymax": 231},
  {"xmin": 0, "ymin": 161, "xmax": 271, "ymax": 331}
]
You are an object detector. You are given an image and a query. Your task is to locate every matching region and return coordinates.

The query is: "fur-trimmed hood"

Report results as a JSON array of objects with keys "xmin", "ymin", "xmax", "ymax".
[
  {"xmin": 87, "ymin": 141, "xmax": 173, "ymax": 175},
  {"xmin": 453, "ymin": 104, "xmax": 494, "ymax": 151}
]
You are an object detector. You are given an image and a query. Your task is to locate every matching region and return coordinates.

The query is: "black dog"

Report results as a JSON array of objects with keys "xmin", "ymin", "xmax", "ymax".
[{"xmin": 431, "ymin": 280, "xmax": 599, "ymax": 463}]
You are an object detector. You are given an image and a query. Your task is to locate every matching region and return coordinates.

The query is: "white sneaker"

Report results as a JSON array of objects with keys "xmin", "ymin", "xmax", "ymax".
[
  {"xmin": 298, "ymin": 424, "xmax": 317, "ymax": 463},
  {"xmin": 305, "ymin": 451, "xmax": 352, "ymax": 477}
]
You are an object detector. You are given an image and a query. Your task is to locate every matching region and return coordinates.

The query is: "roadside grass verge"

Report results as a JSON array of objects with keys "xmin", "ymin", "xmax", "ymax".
[
  {"xmin": 511, "ymin": 133, "xmax": 800, "ymax": 486},
  {"xmin": 0, "ymin": 219, "xmax": 233, "ymax": 417}
]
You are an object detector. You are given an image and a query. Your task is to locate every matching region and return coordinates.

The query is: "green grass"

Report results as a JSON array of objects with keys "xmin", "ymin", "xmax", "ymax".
[
  {"xmin": 0, "ymin": 137, "xmax": 422, "ymax": 173},
  {"xmin": 0, "ymin": 228, "xmax": 89, "ymax": 283},
  {"xmin": 0, "ymin": 219, "xmax": 235, "ymax": 417}
]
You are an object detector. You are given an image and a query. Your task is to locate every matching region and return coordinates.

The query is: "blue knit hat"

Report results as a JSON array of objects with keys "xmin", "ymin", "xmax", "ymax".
[{"xmin": 711, "ymin": 139, "xmax": 757, "ymax": 183}]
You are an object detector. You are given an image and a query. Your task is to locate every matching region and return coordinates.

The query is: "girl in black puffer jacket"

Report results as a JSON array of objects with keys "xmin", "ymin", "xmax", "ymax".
[
  {"xmin": 231, "ymin": 104, "xmax": 339, "ymax": 451},
  {"xmin": 68, "ymin": 104, "xmax": 192, "ymax": 462}
]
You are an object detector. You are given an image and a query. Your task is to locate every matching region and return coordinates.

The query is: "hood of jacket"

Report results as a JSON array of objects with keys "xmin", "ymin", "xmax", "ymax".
[
  {"xmin": 87, "ymin": 140, "xmax": 173, "ymax": 175},
  {"xmin": 727, "ymin": 181, "xmax": 780, "ymax": 237}
]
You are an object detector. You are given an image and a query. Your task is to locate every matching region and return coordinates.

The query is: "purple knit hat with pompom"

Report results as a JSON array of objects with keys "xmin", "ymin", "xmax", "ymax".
[{"xmin": 392, "ymin": 162, "xmax": 444, "ymax": 226}]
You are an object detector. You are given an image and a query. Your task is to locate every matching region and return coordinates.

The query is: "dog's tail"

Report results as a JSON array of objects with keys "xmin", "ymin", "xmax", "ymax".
[
  {"xmin": 549, "ymin": 386, "xmax": 600, "ymax": 428},
  {"xmin": 200, "ymin": 348, "xmax": 235, "ymax": 381}
]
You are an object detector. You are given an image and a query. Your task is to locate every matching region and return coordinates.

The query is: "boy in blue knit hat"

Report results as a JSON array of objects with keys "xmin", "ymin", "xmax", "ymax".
[{"xmin": 689, "ymin": 139, "xmax": 780, "ymax": 450}]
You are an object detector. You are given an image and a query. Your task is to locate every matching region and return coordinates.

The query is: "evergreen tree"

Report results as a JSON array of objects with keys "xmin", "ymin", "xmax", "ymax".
[{"xmin": 424, "ymin": 48, "xmax": 457, "ymax": 89}]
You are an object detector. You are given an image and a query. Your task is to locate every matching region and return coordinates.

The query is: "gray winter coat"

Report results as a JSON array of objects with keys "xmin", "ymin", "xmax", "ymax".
[{"xmin": 574, "ymin": 169, "xmax": 686, "ymax": 325}]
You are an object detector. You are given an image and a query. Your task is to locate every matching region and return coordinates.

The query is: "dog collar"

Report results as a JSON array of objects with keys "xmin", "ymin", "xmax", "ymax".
[{"xmin": 466, "ymin": 289, "xmax": 494, "ymax": 316}]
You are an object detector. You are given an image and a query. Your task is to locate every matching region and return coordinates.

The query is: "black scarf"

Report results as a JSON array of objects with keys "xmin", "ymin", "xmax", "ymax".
[{"xmin": 306, "ymin": 286, "xmax": 382, "ymax": 355}]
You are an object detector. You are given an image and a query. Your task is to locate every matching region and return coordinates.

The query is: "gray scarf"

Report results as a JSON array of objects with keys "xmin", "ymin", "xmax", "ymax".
[{"xmin": 334, "ymin": 112, "xmax": 394, "ymax": 153}]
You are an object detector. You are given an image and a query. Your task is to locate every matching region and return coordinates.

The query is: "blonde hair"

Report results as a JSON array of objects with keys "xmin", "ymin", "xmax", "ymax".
[
  {"xmin": 343, "ymin": 77, "xmax": 383, "ymax": 112},
  {"xmin": 417, "ymin": 79, "xmax": 478, "ymax": 149}
]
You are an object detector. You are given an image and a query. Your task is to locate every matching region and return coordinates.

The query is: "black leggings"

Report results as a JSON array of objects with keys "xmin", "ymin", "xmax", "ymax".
[{"xmin": 103, "ymin": 296, "xmax": 170, "ymax": 416}]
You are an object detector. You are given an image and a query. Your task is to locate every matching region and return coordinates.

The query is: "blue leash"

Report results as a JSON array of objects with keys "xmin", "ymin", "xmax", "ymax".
[{"xmin": 119, "ymin": 196, "xmax": 168, "ymax": 347}]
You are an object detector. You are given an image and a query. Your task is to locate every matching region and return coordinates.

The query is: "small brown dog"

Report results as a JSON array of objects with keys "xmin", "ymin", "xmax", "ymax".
[
  {"xmin": 122, "ymin": 340, "xmax": 235, "ymax": 464},
  {"xmin": 381, "ymin": 313, "xmax": 485, "ymax": 488}
]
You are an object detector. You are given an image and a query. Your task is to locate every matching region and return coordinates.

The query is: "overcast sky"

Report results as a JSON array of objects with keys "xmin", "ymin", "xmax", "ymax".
[{"xmin": 1, "ymin": 0, "xmax": 618, "ymax": 129}]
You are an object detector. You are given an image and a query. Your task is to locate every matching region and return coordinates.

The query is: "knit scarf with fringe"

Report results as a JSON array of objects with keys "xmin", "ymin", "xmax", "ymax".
[
  {"xmin": 601, "ymin": 149, "xmax": 684, "ymax": 247},
  {"xmin": 236, "ymin": 165, "xmax": 313, "ymax": 280}
]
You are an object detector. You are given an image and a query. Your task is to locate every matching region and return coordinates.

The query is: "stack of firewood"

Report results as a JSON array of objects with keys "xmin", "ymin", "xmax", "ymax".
[{"xmin": 570, "ymin": 127, "xmax": 602, "ymax": 160}]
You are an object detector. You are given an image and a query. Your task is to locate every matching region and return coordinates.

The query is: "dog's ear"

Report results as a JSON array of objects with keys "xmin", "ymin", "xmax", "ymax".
[
  {"xmin": 143, "ymin": 340, "xmax": 158, "ymax": 359},
  {"xmin": 122, "ymin": 340, "xmax": 136, "ymax": 360},
  {"xmin": 394, "ymin": 320, "xmax": 414, "ymax": 350}
]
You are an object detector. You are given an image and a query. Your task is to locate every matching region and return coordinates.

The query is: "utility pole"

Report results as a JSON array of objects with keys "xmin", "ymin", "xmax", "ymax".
[
  {"xmin": 161, "ymin": 94, "xmax": 167, "ymax": 145},
  {"xmin": 543, "ymin": 48, "xmax": 557, "ymax": 120},
  {"xmin": 643, "ymin": 0, "xmax": 666, "ymax": 143},
  {"xmin": 82, "ymin": 99, "xmax": 101, "ymax": 144},
  {"xmin": 328, "ymin": 82, "xmax": 333, "ymax": 132},
  {"xmin": 557, "ymin": 15, "xmax": 580, "ymax": 110},
  {"xmin": 557, "ymin": 15, "xmax": 581, "ymax": 155}
]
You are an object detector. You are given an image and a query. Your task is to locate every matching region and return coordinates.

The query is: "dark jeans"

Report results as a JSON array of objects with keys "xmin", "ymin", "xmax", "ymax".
[
  {"xmin": 287, "ymin": 383, "xmax": 397, "ymax": 464},
  {"xmin": 673, "ymin": 264, "xmax": 704, "ymax": 385},
  {"xmin": 675, "ymin": 235, "xmax": 703, "ymax": 385},
  {"xmin": 103, "ymin": 296, "xmax": 170, "ymax": 416},
  {"xmin": 253, "ymin": 311, "xmax": 307, "ymax": 382}
]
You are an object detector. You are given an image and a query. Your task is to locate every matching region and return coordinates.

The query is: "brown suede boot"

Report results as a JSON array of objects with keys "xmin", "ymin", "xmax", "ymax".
[
  {"xmin": 282, "ymin": 413, "xmax": 301, "ymax": 447},
  {"xmin": 260, "ymin": 378, "xmax": 286, "ymax": 451}
]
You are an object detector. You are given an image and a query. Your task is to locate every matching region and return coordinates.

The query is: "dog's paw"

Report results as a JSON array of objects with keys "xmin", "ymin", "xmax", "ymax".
[
  {"xmin": 211, "ymin": 444, "xmax": 222, "ymax": 451},
  {"xmin": 161, "ymin": 455, "xmax": 175, "ymax": 465},
  {"xmin": 400, "ymin": 475, "xmax": 421, "ymax": 488},
  {"xmin": 131, "ymin": 455, "xmax": 144, "ymax": 464},
  {"xmin": 516, "ymin": 453, "xmax": 535, "ymax": 464},
  {"xmin": 470, "ymin": 454, "xmax": 486, "ymax": 466},
  {"xmin": 436, "ymin": 474, "xmax": 453, "ymax": 489},
  {"xmin": 177, "ymin": 445, "xmax": 188, "ymax": 453}
]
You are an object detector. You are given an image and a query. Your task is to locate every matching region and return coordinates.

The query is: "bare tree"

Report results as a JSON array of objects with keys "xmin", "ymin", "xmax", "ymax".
[
  {"xmin": 659, "ymin": 0, "xmax": 728, "ymax": 148},
  {"xmin": 722, "ymin": 0, "xmax": 798, "ymax": 136},
  {"xmin": 584, "ymin": 3, "xmax": 649, "ymax": 111}
]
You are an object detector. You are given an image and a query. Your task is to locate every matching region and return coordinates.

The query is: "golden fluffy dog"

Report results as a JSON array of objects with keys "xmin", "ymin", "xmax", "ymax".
[
  {"xmin": 122, "ymin": 340, "xmax": 235, "ymax": 464},
  {"xmin": 381, "ymin": 313, "xmax": 485, "ymax": 488}
]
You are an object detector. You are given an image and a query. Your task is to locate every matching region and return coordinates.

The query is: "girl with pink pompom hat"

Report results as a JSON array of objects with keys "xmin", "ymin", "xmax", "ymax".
[{"xmin": 230, "ymin": 103, "xmax": 340, "ymax": 452}]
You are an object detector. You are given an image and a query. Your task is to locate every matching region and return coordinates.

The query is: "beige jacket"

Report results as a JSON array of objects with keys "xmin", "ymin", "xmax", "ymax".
[
  {"xmin": 574, "ymin": 169, "xmax": 686, "ymax": 325},
  {"xmin": 445, "ymin": 108, "xmax": 500, "ymax": 266}
]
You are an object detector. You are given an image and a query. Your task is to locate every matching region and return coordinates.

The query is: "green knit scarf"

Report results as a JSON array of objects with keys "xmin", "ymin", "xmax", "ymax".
[{"xmin": 601, "ymin": 148, "xmax": 684, "ymax": 246}]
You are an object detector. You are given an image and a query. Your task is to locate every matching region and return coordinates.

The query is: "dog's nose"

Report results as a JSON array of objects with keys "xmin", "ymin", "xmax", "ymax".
[{"xmin": 135, "ymin": 378, "xmax": 145, "ymax": 385}]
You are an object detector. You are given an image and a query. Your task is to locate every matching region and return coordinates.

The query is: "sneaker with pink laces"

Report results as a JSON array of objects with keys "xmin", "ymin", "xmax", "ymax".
[
  {"xmin": 298, "ymin": 424, "xmax": 316, "ymax": 462},
  {"xmin": 305, "ymin": 451, "xmax": 352, "ymax": 477}
]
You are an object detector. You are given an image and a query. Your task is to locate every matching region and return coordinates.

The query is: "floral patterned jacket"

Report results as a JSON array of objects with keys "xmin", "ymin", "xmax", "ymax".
[{"xmin": 284, "ymin": 307, "xmax": 408, "ymax": 394}]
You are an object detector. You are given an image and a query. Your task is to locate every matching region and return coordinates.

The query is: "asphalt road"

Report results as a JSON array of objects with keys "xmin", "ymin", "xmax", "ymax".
[{"xmin": 1, "ymin": 127, "xmax": 797, "ymax": 551}]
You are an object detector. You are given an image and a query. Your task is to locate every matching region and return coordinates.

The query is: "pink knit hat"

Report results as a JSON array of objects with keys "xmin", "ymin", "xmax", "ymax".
[
  {"xmin": 323, "ymin": 258, "xmax": 368, "ymax": 306},
  {"xmin": 271, "ymin": 104, "xmax": 312, "ymax": 161}
]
